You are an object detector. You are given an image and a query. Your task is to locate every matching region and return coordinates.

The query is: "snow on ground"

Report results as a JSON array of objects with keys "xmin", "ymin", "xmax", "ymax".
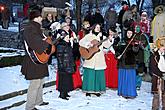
[
  {"xmin": 0, "ymin": 47, "xmax": 24, "ymax": 57},
  {"xmin": 0, "ymin": 22, "xmax": 19, "ymax": 32},
  {"xmin": 0, "ymin": 62, "xmax": 153, "ymax": 110}
]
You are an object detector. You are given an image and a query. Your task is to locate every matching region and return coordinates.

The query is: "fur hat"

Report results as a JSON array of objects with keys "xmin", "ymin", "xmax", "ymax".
[
  {"xmin": 154, "ymin": 5, "xmax": 165, "ymax": 15},
  {"xmin": 29, "ymin": 10, "xmax": 42, "ymax": 20}
]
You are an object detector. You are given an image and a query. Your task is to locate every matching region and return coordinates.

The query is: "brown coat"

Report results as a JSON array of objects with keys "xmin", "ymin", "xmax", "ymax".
[{"xmin": 21, "ymin": 21, "xmax": 49, "ymax": 80}]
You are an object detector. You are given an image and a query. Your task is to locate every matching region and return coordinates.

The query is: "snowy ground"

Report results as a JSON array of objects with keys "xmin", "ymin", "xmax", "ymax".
[
  {"xmin": 0, "ymin": 22, "xmax": 19, "ymax": 32},
  {"xmin": 0, "ymin": 63, "xmax": 153, "ymax": 110}
]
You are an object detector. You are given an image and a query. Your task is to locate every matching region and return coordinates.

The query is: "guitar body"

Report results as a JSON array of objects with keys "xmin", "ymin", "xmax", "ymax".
[
  {"xmin": 79, "ymin": 38, "xmax": 110, "ymax": 60},
  {"xmin": 34, "ymin": 45, "xmax": 56, "ymax": 64},
  {"xmin": 27, "ymin": 37, "xmax": 56, "ymax": 64},
  {"xmin": 79, "ymin": 45, "xmax": 100, "ymax": 60}
]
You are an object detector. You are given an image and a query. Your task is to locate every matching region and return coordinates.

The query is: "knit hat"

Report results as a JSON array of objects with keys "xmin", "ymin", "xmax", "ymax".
[{"xmin": 29, "ymin": 10, "xmax": 42, "ymax": 20}]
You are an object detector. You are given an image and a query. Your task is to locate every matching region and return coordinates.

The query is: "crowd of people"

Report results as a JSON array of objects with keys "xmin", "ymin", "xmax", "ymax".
[{"xmin": 21, "ymin": 1, "xmax": 165, "ymax": 110}]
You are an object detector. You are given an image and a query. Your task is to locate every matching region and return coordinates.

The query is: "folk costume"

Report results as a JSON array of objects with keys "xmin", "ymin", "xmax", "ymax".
[
  {"xmin": 115, "ymin": 29, "xmax": 138, "ymax": 98},
  {"xmin": 79, "ymin": 24, "xmax": 113, "ymax": 96},
  {"xmin": 104, "ymin": 27, "xmax": 120, "ymax": 89},
  {"xmin": 149, "ymin": 49, "xmax": 165, "ymax": 110},
  {"xmin": 133, "ymin": 25, "xmax": 150, "ymax": 90},
  {"xmin": 149, "ymin": 36, "xmax": 165, "ymax": 110}
]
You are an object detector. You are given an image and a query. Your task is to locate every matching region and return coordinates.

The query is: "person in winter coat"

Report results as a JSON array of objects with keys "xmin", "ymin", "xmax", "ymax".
[
  {"xmin": 122, "ymin": 4, "xmax": 140, "ymax": 42},
  {"xmin": 93, "ymin": 8, "xmax": 104, "ymax": 28},
  {"xmin": 115, "ymin": 27, "xmax": 138, "ymax": 98},
  {"xmin": 131, "ymin": 24, "xmax": 150, "ymax": 90},
  {"xmin": 140, "ymin": 11, "xmax": 151, "ymax": 37},
  {"xmin": 78, "ymin": 21, "xmax": 91, "ymax": 40},
  {"xmin": 149, "ymin": 38, "xmax": 165, "ymax": 110},
  {"xmin": 84, "ymin": 10, "xmax": 95, "ymax": 27},
  {"xmin": 65, "ymin": 16, "xmax": 77, "ymax": 33},
  {"xmin": 42, "ymin": 13, "xmax": 56, "ymax": 30},
  {"xmin": 118, "ymin": 1, "xmax": 129, "ymax": 30},
  {"xmin": 104, "ymin": 4, "xmax": 118, "ymax": 30},
  {"xmin": 151, "ymin": 5, "xmax": 165, "ymax": 42},
  {"xmin": 56, "ymin": 29, "xmax": 76, "ymax": 100},
  {"xmin": 56, "ymin": 22, "xmax": 82, "ymax": 90},
  {"xmin": 79, "ymin": 23, "xmax": 113, "ymax": 97},
  {"xmin": 21, "ymin": 10, "xmax": 55, "ymax": 110}
]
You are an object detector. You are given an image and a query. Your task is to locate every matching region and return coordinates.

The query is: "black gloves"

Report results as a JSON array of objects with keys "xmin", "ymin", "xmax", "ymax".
[{"xmin": 46, "ymin": 44, "xmax": 52, "ymax": 54}]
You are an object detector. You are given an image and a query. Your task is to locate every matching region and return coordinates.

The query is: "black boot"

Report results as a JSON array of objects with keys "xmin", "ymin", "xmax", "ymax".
[
  {"xmin": 59, "ymin": 92, "xmax": 69, "ymax": 100},
  {"xmin": 86, "ymin": 93, "xmax": 91, "ymax": 97},
  {"xmin": 95, "ymin": 93, "xmax": 101, "ymax": 97},
  {"xmin": 65, "ymin": 92, "xmax": 70, "ymax": 97}
]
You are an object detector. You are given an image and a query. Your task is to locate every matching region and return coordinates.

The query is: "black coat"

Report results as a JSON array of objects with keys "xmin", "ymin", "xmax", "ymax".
[
  {"xmin": 115, "ymin": 42, "xmax": 137, "ymax": 69},
  {"xmin": 42, "ymin": 19, "xmax": 54, "ymax": 30},
  {"xmin": 21, "ymin": 21, "xmax": 49, "ymax": 80},
  {"xmin": 56, "ymin": 40, "xmax": 76, "ymax": 74}
]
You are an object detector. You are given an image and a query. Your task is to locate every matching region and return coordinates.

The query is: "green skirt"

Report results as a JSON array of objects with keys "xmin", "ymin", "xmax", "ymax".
[{"xmin": 82, "ymin": 67, "xmax": 106, "ymax": 93}]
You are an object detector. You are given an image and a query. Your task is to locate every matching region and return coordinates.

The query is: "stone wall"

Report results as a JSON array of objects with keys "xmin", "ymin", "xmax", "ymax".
[{"xmin": 0, "ymin": 30, "xmax": 24, "ymax": 49}]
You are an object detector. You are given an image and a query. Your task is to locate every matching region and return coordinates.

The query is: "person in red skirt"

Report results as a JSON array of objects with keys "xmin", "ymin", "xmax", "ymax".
[
  {"xmin": 56, "ymin": 22, "xmax": 82, "ymax": 90},
  {"xmin": 104, "ymin": 27, "xmax": 120, "ymax": 89}
]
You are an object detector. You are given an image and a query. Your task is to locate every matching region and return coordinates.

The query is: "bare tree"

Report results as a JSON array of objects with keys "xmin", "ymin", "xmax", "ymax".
[
  {"xmin": 152, "ymin": 0, "xmax": 165, "ymax": 8},
  {"xmin": 76, "ymin": 0, "xmax": 82, "ymax": 31}
]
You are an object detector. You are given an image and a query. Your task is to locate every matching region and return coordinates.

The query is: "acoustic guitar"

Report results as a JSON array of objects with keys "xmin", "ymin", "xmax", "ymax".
[
  {"xmin": 25, "ymin": 33, "xmax": 65, "ymax": 64},
  {"xmin": 79, "ymin": 37, "xmax": 109, "ymax": 60}
]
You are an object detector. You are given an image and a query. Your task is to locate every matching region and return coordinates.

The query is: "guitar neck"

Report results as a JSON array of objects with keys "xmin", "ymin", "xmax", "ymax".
[
  {"xmin": 94, "ymin": 37, "xmax": 109, "ymax": 46},
  {"xmin": 52, "ymin": 36, "xmax": 63, "ymax": 45}
]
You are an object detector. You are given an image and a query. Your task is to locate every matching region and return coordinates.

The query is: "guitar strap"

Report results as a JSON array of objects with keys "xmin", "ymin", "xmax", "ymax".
[{"xmin": 24, "ymin": 40, "xmax": 42, "ymax": 64}]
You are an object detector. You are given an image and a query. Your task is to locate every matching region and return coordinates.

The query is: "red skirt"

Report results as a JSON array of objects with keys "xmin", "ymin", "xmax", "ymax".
[
  {"xmin": 104, "ymin": 51, "xmax": 118, "ymax": 88},
  {"xmin": 56, "ymin": 60, "xmax": 82, "ymax": 90}
]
